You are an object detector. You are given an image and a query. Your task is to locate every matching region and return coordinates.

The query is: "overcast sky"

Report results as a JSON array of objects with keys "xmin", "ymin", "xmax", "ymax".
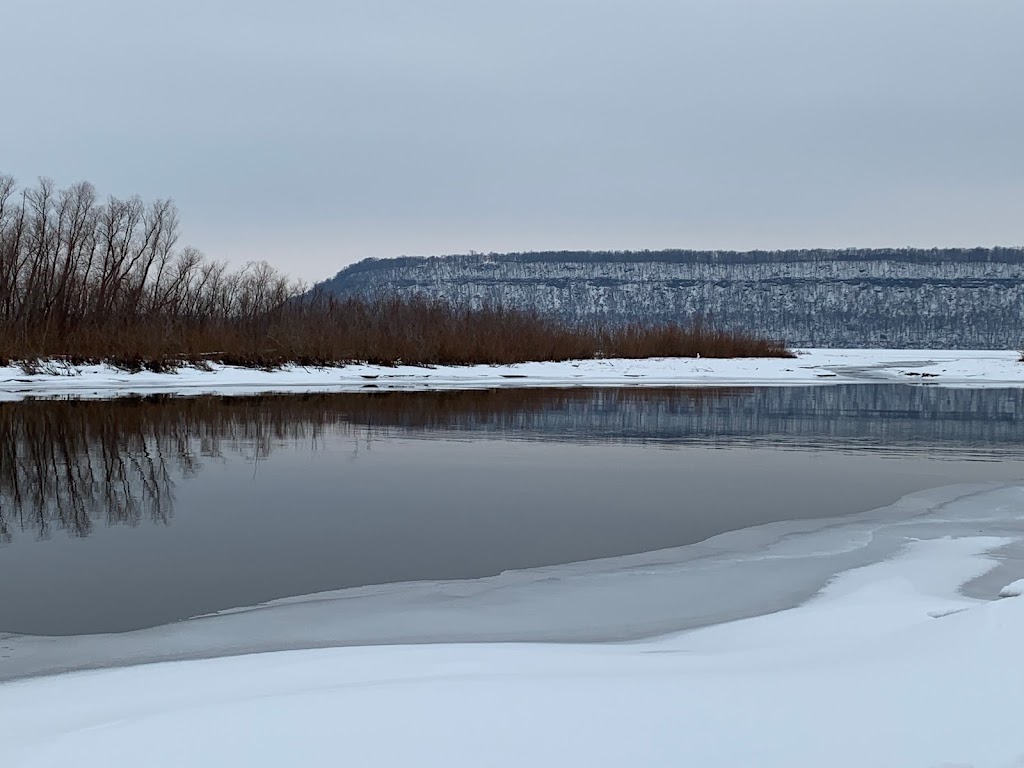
[{"xmin": 3, "ymin": 0, "xmax": 1022, "ymax": 281}]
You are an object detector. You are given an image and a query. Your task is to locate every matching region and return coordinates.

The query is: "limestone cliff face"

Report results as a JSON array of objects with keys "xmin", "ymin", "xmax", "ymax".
[{"xmin": 317, "ymin": 248, "xmax": 1024, "ymax": 348}]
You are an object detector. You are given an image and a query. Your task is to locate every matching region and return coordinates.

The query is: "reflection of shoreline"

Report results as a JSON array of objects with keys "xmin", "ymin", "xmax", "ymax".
[
  {"xmin": 1, "ymin": 386, "xmax": 1022, "ymax": 541},
  {"xmin": 393, "ymin": 385, "xmax": 1024, "ymax": 457},
  {"xmin": 333, "ymin": 385, "xmax": 1021, "ymax": 456}
]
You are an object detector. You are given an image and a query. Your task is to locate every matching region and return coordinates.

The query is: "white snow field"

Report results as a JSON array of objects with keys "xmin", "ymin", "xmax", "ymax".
[
  {"xmin": 0, "ymin": 348, "xmax": 1022, "ymax": 400},
  {"xmin": 4, "ymin": 482, "xmax": 1024, "ymax": 767}
]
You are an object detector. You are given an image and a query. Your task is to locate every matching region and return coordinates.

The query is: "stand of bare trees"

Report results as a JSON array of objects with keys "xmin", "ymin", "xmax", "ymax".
[
  {"xmin": 0, "ymin": 175, "xmax": 791, "ymax": 367},
  {"xmin": 0, "ymin": 175, "xmax": 301, "ymax": 366}
]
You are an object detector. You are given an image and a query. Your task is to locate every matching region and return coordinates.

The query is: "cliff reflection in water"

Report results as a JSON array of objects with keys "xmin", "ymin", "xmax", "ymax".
[{"xmin": 1, "ymin": 385, "xmax": 1022, "ymax": 542}]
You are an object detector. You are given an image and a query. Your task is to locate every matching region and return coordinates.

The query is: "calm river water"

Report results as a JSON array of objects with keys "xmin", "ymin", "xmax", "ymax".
[{"xmin": 2, "ymin": 385, "xmax": 1023, "ymax": 635}]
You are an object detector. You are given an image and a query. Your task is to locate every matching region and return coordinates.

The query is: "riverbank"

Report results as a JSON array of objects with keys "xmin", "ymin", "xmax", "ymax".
[{"xmin": 0, "ymin": 349, "xmax": 1021, "ymax": 400}]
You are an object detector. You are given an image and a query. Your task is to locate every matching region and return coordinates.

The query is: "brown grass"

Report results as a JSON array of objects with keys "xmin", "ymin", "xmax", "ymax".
[{"xmin": 0, "ymin": 293, "xmax": 792, "ymax": 370}]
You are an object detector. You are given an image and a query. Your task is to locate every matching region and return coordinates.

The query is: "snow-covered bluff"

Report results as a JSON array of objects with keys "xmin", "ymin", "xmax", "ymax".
[{"xmin": 317, "ymin": 248, "xmax": 1024, "ymax": 348}]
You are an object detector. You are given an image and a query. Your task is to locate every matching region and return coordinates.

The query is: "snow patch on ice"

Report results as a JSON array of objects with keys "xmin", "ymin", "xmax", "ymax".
[{"xmin": 999, "ymin": 578, "xmax": 1024, "ymax": 598}]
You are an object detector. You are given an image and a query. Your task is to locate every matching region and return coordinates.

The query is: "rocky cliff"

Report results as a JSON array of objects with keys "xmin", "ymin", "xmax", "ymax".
[{"xmin": 317, "ymin": 249, "xmax": 1024, "ymax": 348}]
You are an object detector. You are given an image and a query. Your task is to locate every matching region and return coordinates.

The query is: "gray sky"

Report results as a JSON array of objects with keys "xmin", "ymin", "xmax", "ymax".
[{"xmin": 4, "ymin": 0, "xmax": 1022, "ymax": 281}]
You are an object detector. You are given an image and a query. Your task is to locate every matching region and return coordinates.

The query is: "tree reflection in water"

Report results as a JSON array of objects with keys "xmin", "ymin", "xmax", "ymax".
[
  {"xmin": 0, "ymin": 389, "xmax": 739, "ymax": 541},
  {"xmin": 2, "ymin": 386, "xmax": 1022, "ymax": 542}
]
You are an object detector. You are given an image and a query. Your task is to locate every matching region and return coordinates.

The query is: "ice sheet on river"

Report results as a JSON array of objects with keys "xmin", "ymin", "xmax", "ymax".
[
  {"xmin": 4, "ymin": 481, "xmax": 1024, "ymax": 683},
  {"xmin": 4, "ymin": 489, "xmax": 1024, "ymax": 767}
]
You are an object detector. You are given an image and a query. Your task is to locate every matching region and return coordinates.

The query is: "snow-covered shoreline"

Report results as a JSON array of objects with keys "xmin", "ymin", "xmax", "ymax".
[
  {"xmin": 4, "ymin": 481, "xmax": 1024, "ymax": 767},
  {"xmin": 1, "ymin": 349, "xmax": 1022, "ymax": 401}
]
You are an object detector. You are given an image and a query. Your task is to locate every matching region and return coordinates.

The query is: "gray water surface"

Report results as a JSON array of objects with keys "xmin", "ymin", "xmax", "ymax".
[{"xmin": 2, "ymin": 385, "xmax": 1023, "ymax": 636}]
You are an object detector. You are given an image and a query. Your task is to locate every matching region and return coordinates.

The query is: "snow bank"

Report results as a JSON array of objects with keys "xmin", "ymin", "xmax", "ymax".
[
  {"xmin": 4, "ymin": 532, "xmax": 1024, "ymax": 767},
  {"xmin": 0, "ymin": 349, "xmax": 1022, "ymax": 401}
]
